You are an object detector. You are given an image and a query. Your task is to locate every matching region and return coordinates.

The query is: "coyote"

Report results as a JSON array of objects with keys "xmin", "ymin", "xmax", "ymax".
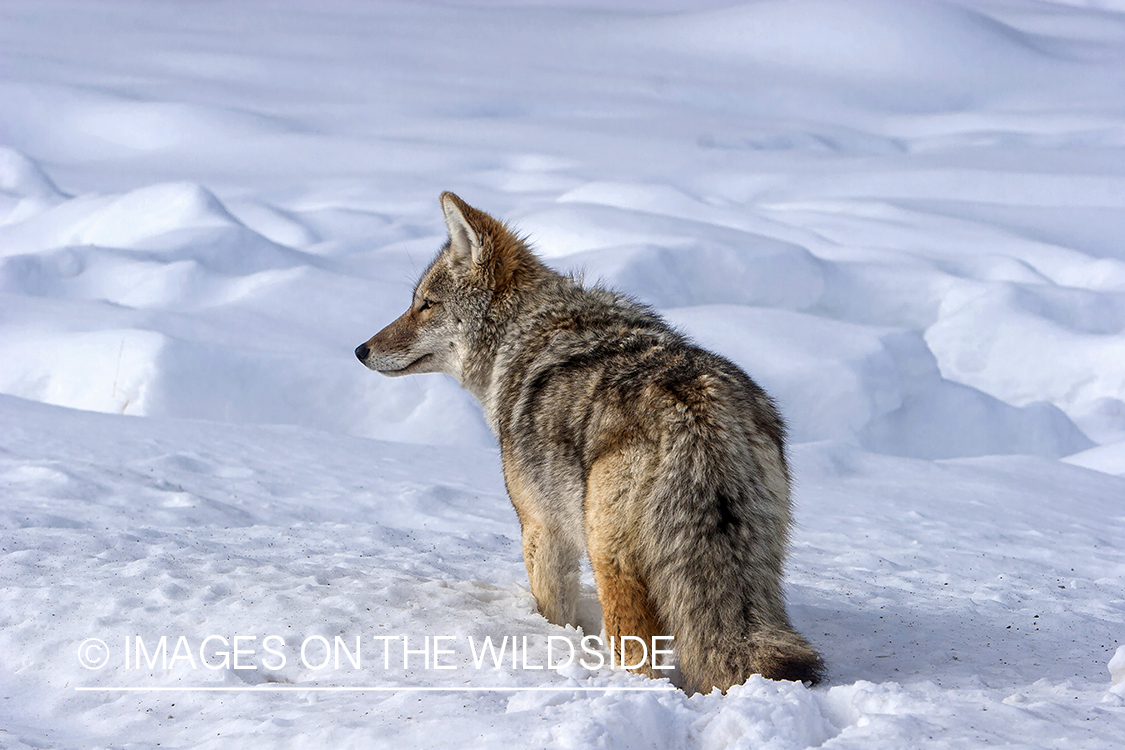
[{"xmin": 356, "ymin": 193, "xmax": 824, "ymax": 692}]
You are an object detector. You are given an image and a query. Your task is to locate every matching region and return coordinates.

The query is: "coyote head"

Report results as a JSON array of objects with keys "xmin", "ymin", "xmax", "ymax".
[{"xmin": 355, "ymin": 192, "xmax": 544, "ymax": 389}]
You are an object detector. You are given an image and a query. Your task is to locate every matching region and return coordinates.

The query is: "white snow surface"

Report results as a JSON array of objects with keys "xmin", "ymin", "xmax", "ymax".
[{"xmin": 1, "ymin": 0, "xmax": 1124, "ymax": 747}]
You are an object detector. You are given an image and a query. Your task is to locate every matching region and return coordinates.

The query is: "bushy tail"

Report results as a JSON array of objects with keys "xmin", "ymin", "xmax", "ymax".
[
  {"xmin": 676, "ymin": 622, "xmax": 825, "ymax": 693},
  {"xmin": 644, "ymin": 425, "xmax": 824, "ymax": 694}
]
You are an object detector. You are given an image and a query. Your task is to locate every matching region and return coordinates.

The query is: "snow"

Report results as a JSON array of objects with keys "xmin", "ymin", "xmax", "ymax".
[{"xmin": 1, "ymin": 0, "xmax": 1124, "ymax": 747}]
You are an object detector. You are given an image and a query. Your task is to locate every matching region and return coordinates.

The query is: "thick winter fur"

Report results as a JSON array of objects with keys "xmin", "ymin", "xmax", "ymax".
[{"xmin": 356, "ymin": 193, "xmax": 824, "ymax": 692}]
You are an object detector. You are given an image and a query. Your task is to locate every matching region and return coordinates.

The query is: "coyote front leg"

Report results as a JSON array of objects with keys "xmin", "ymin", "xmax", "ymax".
[
  {"xmin": 504, "ymin": 461, "xmax": 580, "ymax": 626},
  {"xmin": 519, "ymin": 519, "xmax": 581, "ymax": 625}
]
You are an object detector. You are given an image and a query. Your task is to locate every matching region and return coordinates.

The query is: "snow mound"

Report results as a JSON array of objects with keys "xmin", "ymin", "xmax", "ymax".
[
  {"xmin": 0, "ymin": 146, "xmax": 65, "ymax": 201},
  {"xmin": 698, "ymin": 677, "xmax": 839, "ymax": 748},
  {"xmin": 68, "ymin": 182, "xmax": 240, "ymax": 248},
  {"xmin": 0, "ymin": 181, "xmax": 303, "ymax": 271},
  {"xmin": 568, "ymin": 241, "xmax": 824, "ymax": 311},
  {"xmin": 0, "ymin": 146, "xmax": 67, "ymax": 226},
  {"xmin": 667, "ymin": 306, "xmax": 1092, "ymax": 459},
  {"xmin": 0, "ymin": 81, "xmax": 299, "ymax": 161},
  {"xmin": 0, "ymin": 328, "xmax": 164, "ymax": 415},
  {"xmin": 226, "ymin": 199, "xmax": 321, "ymax": 248},
  {"xmin": 927, "ymin": 283, "xmax": 1125, "ymax": 432},
  {"xmin": 642, "ymin": 0, "xmax": 1067, "ymax": 110},
  {"xmin": 0, "ymin": 180, "xmax": 314, "ymax": 313}
]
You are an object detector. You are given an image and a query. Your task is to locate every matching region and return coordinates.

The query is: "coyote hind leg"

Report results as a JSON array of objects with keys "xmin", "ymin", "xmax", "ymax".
[
  {"xmin": 585, "ymin": 452, "xmax": 665, "ymax": 678},
  {"xmin": 587, "ymin": 544, "xmax": 664, "ymax": 677}
]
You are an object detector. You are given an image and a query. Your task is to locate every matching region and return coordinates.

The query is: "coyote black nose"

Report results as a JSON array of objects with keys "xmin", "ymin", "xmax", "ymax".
[{"xmin": 355, "ymin": 343, "xmax": 370, "ymax": 362}]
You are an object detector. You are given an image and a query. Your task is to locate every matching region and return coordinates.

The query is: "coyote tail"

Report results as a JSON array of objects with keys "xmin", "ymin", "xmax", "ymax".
[{"xmin": 645, "ymin": 419, "xmax": 824, "ymax": 693}]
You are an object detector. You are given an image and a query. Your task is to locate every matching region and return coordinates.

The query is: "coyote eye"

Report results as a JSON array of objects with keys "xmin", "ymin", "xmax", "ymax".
[{"xmin": 418, "ymin": 298, "xmax": 436, "ymax": 312}]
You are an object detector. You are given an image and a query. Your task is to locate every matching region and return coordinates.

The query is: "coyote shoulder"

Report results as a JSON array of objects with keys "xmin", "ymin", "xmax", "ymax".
[{"xmin": 356, "ymin": 192, "xmax": 823, "ymax": 692}]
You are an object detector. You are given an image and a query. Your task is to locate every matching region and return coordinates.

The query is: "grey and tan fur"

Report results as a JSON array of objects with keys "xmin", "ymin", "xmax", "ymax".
[{"xmin": 356, "ymin": 193, "xmax": 824, "ymax": 692}]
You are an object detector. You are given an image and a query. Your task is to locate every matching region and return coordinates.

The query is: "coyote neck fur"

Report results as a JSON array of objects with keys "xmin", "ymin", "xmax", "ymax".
[{"xmin": 474, "ymin": 270, "xmax": 601, "ymax": 434}]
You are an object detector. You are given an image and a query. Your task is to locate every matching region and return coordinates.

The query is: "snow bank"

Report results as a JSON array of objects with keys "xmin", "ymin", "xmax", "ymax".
[
  {"xmin": 667, "ymin": 305, "xmax": 1092, "ymax": 459},
  {"xmin": 632, "ymin": 0, "xmax": 1107, "ymax": 117}
]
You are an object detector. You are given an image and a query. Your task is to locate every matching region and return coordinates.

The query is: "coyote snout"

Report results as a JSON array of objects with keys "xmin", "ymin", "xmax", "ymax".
[
  {"xmin": 355, "ymin": 192, "xmax": 824, "ymax": 693},
  {"xmin": 355, "ymin": 303, "xmax": 445, "ymax": 377}
]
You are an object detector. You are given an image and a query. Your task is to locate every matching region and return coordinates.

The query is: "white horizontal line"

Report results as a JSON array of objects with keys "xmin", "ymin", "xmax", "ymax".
[{"xmin": 76, "ymin": 685, "xmax": 676, "ymax": 693}]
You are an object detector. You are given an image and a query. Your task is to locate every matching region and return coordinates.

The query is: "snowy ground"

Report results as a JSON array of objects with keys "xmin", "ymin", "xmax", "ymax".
[{"xmin": 2, "ymin": 0, "xmax": 1125, "ymax": 747}]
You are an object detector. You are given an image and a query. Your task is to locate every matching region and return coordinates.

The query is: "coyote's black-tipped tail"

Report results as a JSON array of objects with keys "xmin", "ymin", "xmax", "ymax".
[
  {"xmin": 676, "ymin": 627, "xmax": 825, "ymax": 694},
  {"xmin": 648, "ymin": 499, "xmax": 826, "ymax": 694},
  {"xmin": 644, "ymin": 393, "xmax": 824, "ymax": 694}
]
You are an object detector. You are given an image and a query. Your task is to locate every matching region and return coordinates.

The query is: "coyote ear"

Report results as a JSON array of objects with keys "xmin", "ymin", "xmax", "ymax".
[{"xmin": 440, "ymin": 192, "xmax": 483, "ymax": 267}]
